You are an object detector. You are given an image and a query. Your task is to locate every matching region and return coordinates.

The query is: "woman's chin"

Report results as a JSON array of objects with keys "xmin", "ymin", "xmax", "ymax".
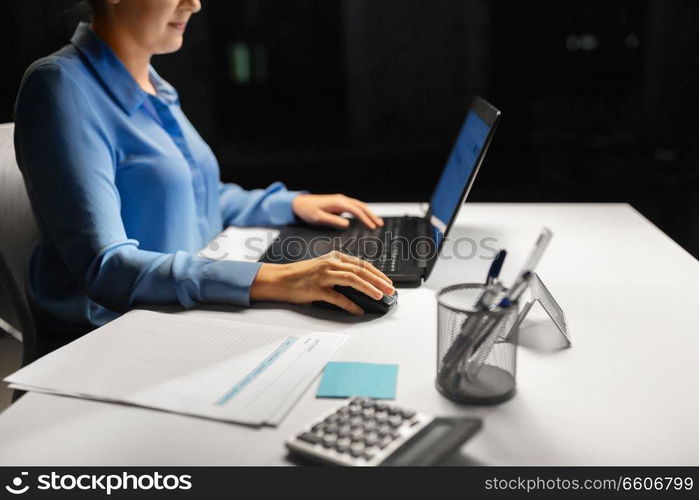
[{"xmin": 156, "ymin": 38, "xmax": 185, "ymax": 55}]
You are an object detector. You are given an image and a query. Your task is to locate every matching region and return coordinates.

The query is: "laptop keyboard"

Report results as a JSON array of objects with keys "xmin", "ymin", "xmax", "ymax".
[{"xmin": 333, "ymin": 218, "xmax": 405, "ymax": 273}]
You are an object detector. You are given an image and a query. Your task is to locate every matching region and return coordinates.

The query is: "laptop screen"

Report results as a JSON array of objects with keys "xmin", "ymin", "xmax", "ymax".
[
  {"xmin": 424, "ymin": 97, "xmax": 500, "ymax": 279},
  {"xmin": 429, "ymin": 111, "xmax": 491, "ymax": 247}
]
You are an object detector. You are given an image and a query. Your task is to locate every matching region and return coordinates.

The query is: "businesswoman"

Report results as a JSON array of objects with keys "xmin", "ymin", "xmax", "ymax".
[{"xmin": 14, "ymin": 0, "xmax": 394, "ymax": 360}]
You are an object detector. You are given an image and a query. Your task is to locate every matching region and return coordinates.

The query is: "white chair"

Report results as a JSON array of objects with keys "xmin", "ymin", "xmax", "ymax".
[{"xmin": 0, "ymin": 123, "xmax": 38, "ymax": 357}]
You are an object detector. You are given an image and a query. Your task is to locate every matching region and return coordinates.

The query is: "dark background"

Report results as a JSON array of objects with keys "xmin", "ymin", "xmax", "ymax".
[{"xmin": 1, "ymin": 0, "xmax": 698, "ymax": 257}]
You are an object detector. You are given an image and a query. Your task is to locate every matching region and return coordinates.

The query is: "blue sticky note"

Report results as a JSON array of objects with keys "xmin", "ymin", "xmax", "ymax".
[{"xmin": 316, "ymin": 362, "xmax": 398, "ymax": 400}]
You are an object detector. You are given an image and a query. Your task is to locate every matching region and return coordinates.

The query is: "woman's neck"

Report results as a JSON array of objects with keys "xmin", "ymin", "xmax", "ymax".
[{"xmin": 91, "ymin": 18, "xmax": 157, "ymax": 96}]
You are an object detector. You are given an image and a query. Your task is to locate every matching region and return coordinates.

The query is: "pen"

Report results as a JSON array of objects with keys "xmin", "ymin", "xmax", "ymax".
[
  {"xmin": 485, "ymin": 250, "xmax": 507, "ymax": 287},
  {"xmin": 465, "ymin": 271, "xmax": 533, "ymax": 376},
  {"xmin": 442, "ymin": 251, "xmax": 506, "ymax": 373},
  {"xmin": 494, "ymin": 228, "xmax": 552, "ymax": 308},
  {"xmin": 497, "ymin": 271, "xmax": 532, "ymax": 308},
  {"xmin": 522, "ymin": 227, "xmax": 553, "ymax": 275},
  {"xmin": 474, "ymin": 250, "xmax": 507, "ymax": 311}
]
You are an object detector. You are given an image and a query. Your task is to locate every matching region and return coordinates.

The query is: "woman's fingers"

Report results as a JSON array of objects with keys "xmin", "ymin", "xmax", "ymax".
[
  {"xmin": 326, "ymin": 195, "xmax": 377, "ymax": 229},
  {"xmin": 323, "ymin": 289, "xmax": 364, "ymax": 315},
  {"xmin": 349, "ymin": 198, "xmax": 384, "ymax": 228},
  {"xmin": 313, "ymin": 210, "xmax": 350, "ymax": 228},
  {"xmin": 334, "ymin": 199, "xmax": 376, "ymax": 229},
  {"xmin": 328, "ymin": 271, "xmax": 384, "ymax": 300},
  {"xmin": 332, "ymin": 251, "xmax": 393, "ymax": 286},
  {"xmin": 296, "ymin": 193, "xmax": 383, "ymax": 230},
  {"xmin": 334, "ymin": 262, "xmax": 394, "ymax": 296}
]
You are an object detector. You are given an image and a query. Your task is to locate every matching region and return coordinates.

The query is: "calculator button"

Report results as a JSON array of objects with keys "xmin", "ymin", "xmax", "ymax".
[
  {"xmin": 337, "ymin": 425, "xmax": 352, "ymax": 438},
  {"xmin": 388, "ymin": 415, "xmax": 403, "ymax": 428},
  {"xmin": 375, "ymin": 412, "xmax": 389, "ymax": 423},
  {"xmin": 363, "ymin": 420, "xmax": 377, "ymax": 432},
  {"xmin": 350, "ymin": 416, "xmax": 363, "ymax": 428},
  {"xmin": 401, "ymin": 410, "xmax": 416, "ymax": 419},
  {"xmin": 362, "ymin": 408, "xmax": 375, "ymax": 419},
  {"xmin": 349, "ymin": 406, "xmax": 362, "ymax": 416},
  {"xmin": 349, "ymin": 442, "xmax": 365, "ymax": 457},
  {"xmin": 363, "ymin": 433, "xmax": 379, "ymax": 447},
  {"xmin": 360, "ymin": 399, "xmax": 376, "ymax": 408},
  {"xmin": 322, "ymin": 435, "xmax": 337, "ymax": 448},
  {"xmin": 297, "ymin": 432, "xmax": 322, "ymax": 445},
  {"xmin": 363, "ymin": 449, "xmax": 376, "ymax": 461},
  {"xmin": 337, "ymin": 415, "xmax": 350, "ymax": 426},
  {"xmin": 325, "ymin": 423, "xmax": 339, "ymax": 434},
  {"xmin": 350, "ymin": 428, "xmax": 364, "ymax": 441},
  {"xmin": 377, "ymin": 424, "xmax": 392, "ymax": 437},
  {"xmin": 335, "ymin": 438, "xmax": 351, "ymax": 453}
]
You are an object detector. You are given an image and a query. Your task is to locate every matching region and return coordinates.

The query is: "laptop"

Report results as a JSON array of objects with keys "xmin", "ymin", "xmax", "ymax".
[{"xmin": 261, "ymin": 96, "xmax": 501, "ymax": 287}]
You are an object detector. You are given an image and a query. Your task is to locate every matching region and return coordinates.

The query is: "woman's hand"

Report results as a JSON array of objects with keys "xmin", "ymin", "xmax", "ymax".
[
  {"xmin": 292, "ymin": 194, "xmax": 384, "ymax": 230},
  {"xmin": 250, "ymin": 251, "xmax": 395, "ymax": 315}
]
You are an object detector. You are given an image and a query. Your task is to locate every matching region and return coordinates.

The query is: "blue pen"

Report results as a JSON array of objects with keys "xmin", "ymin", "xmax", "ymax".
[
  {"xmin": 485, "ymin": 250, "xmax": 507, "ymax": 287},
  {"xmin": 475, "ymin": 250, "xmax": 507, "ymax": 311}
]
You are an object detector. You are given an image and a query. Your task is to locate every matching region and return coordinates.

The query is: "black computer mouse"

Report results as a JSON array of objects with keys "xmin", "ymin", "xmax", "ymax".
[{"xmin": 314, "ymin": 285, "xmax": 398, "ymax": 315}]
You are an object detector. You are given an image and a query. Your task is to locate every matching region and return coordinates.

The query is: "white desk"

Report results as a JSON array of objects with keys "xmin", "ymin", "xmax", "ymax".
[{"xmin": 1, "ymin": 203, "xmax": 698, "ymax": 465}]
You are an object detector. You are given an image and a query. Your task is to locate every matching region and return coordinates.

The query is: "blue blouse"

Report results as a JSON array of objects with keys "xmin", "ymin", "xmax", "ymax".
[{"xmin": 14, "ymin": 22, "xmax": 300, "ymax": 333}]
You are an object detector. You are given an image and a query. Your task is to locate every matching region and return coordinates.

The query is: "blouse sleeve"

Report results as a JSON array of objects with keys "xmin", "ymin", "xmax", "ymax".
[
  {"xmin": 218, "ymin": 181, "xmax": 303, "ymax": 227},
  {"xmin": 14, "ymin": 60, "xmax": 263, "ymax": 310}
]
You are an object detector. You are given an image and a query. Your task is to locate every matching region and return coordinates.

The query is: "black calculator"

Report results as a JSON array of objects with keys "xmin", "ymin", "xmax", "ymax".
[{"xmin": 285, "ymin": 397, "xmax": 482, "ymax": 466}]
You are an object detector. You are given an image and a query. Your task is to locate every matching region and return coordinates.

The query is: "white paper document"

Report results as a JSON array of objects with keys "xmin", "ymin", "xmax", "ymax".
[
  {"xmin": 197, "ymin": 226, "xmax": 279, "ymax": 262},
  {"xmin": 6, "ymin": 310, "xmax": 345, "ymax": 426}
]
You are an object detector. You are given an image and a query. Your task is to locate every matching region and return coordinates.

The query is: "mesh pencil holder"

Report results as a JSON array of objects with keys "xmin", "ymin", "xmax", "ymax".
[
  {"xmin": 436, "ymin": 284, "xmax": 520, "ymax": 404},
  {"xmin": 435, "ymin": 275, "xmax": 571, "ymax": 404}
]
